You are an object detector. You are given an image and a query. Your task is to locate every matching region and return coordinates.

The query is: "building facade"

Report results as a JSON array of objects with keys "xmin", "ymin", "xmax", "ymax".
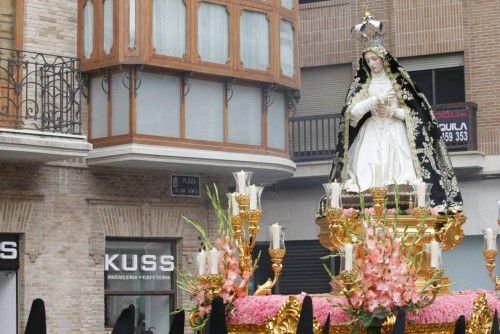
[
  {"xmin": 2, "ymin": 0, "xmax": 500, "ymax": 332},
  {"xmin": 0, "ymin": 0, "xmax": 299, "ymax": 333}
]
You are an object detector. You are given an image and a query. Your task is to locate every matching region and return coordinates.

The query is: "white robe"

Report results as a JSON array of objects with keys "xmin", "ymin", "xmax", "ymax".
[{"xmin": 344, "ymin": 71, "xmax": 417, "ymax": 192}]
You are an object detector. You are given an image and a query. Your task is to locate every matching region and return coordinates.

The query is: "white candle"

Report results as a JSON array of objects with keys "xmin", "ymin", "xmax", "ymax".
[
  {"xmin": 208, "ymin": 248, "xmax": 220, "ymax": 275},
  {"xmin": 237, "ymin": 170, "xmax": 246, "ymax": 194},
  {"xmin": 270, "ymin": 223, "xmax": 281, "ymax": 249},
  {"xmin": 344, "ymin": 244, "xmax": 353, "ymax": 272},
  {"xmin": 485, "ymin": 228, "xmax": 495, "ymax": 250},
  {"xmin": 374, "ymin": 163, "xmax": 383, "ymax": 187},
  {"xmin": 429, "ymin": 240, "xmax": 440, "ymax": 268},
  {"xmin": 231, "ymin": 192, "xmax": 239, "ymax": 216},
  {"xmin": 196, "ymin": 250, "xmax": 207, "ymax": 276},
  {"xmin": 249, "ymin": 185, "xmax": 257, "ymax": 210},
  {"xmin": 330, "ymin": 182, "xmax": 342, "ymax": 208},
  {"xmin": 417, "ymin": 181, "xmax": 426, "ymax": 208}
]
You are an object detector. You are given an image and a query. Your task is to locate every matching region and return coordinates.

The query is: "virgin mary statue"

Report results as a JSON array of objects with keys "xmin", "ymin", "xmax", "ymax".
[{"xmin": 329, "ymin": 12, "xmax": 462, "ymax": 212}]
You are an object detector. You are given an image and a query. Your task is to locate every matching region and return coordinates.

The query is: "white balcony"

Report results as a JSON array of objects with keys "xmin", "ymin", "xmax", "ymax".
[
  {"xmin": 0, "ymin": 128, "xmax": 91, "ymax": 162},
  {"xmin": 87, "ymin": 143, "xmax": 295, "ymax": 184}
]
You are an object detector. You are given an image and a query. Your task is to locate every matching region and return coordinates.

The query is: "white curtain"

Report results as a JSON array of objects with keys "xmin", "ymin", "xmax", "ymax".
[
  {"xmin": 228, "ymin": 85, "xmax": 262, "ymax": 145},
  {"xmin": 103, "ymin": 0, "xmax": 113, "ymax": 55},
  {"xmin": 83, "ymin": 0, "xmax": 93, "ymax": 58},
  {"xmin": 281, "ymin": 0, "xmax": 293, "ymax": 10},
  {"xmin": 198, "ymin": 3, "xmax": 229, "ymax": 64},
  {"xmin": 240, "ymin": 11, "xmax": 269, "ymax": 71},
  {"xmin": 280, "ymin": 20, "xmax": 294, "ymax": 78},
  {"xmin": 185, "ymin": 79, "xmax": 224, "ymax": 141},
  {"xmin": 129, "ymin": 0, "xmax": 136, "ymax": 49},
  {"xmin": 90, "ymin": 76, "xmax": 107, "ymax": 138},
  {"xmin": 268, "ymin": 92, "xmax": 286, "ymax": 149},
  {"xmin": 153, "ymin": 0, "xmax": 186, "ymax": 57},
  {"xmin": 111, "ymin": 72, "xmax": 129, "ymax": 136}
]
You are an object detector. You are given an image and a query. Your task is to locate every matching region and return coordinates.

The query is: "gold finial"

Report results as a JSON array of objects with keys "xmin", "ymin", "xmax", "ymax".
[{"xmin": 363, "ymin": 5, "xmax": 370, "ymax": 17}]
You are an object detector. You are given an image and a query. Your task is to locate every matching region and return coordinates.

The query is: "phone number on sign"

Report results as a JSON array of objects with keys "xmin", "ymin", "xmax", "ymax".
[{"xmin": 442, "ymin": 131, "xmax": 468, "ymax": 143}]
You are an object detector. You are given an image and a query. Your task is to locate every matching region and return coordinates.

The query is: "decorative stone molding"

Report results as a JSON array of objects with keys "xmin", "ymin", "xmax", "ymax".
[
  {"xmin": 88, "ymin": 199, "xmax": 193, "ymax": 264},
  {"xmin": 0, "ymin": 193, "xmax": 44, "ymax": 263}
]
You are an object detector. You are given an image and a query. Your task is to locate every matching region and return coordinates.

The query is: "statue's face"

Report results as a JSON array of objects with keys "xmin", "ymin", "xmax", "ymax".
[{"xmin": 364, "ymin": 51, "xmax": 383, "ymax": 74}]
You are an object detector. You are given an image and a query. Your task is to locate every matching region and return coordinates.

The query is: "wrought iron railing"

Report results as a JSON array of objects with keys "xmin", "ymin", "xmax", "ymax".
[
  {"xmin": 289, "ymin": 103, "xmax": 477, "ymax": 162},
  {"xmin": 0, "ymin": 48, "xmax": 83, "ymax": 134}
]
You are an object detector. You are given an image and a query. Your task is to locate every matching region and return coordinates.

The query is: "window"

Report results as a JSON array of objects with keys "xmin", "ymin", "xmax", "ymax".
[
  {"xmin": 83, "ymin": 0, "xmax": 94, "ymax": 58},
  {"xmin": 267, "ymin": 92, "xmax": 286, "ymax": 149},
  {"xmin": 197, "ymin": 2, "xmax": 229, "ymax": 64},
  {"xmin": 103, "ymin": 0, "xmax": 113, "ymax": 55},
  {"xmin": 105, "ymin": 239, "xmax": 176, "ymax": 333},
  {"xmin": 228, "ymin": 84, "xmax": 262, "ymax": 145},
  {"xmin": 152, "ymin": 0, "xmax": 187, "ymax": 58},
  {"xmin": 129, "ymin": 0, "xmax": 136, "ymax": 49},
  {"xmin": 408, "ymin": 67, "xmax": 465, "ymax": 105},
  {"xmin": 0, "ymin": 0, "xmax": 16, "ymax": 50},
  {"xmin": 185, "ymin": 79, "xmax": 224, "ymax": 141},
  {"xmin": 280, "ymin": 20, "xmax": 294, "ymax": 78},
  {"xmin": 240, "ymin": 11, "xmax": 269, "ymax": 71},
  {"xmin": 136, "ymin": 72, "xmax": 181, "ymax": 137}
]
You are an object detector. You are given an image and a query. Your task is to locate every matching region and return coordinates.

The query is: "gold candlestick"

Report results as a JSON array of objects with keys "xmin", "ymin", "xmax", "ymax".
[
  {"xmin": 254, "ymin": 248, "xmax": 286, "ymax": 296},
  {"xmin": 232, "ymin": 193, "xmax": 263, "ymax": 296},
  {"xmin": 369, "ymin": 186, "xmax": 388, "ymax": 221},
  {"xmin": 483, "ymin": 249, "xmax": 500, "ymax": 290}
]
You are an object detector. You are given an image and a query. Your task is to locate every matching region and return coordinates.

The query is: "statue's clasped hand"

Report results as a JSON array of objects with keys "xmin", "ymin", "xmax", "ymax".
[{"xmin": 374, "ymin": 91, "xmax": 396, "ymax": 118}]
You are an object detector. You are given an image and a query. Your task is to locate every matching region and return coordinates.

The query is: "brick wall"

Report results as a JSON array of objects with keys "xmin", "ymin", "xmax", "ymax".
[
  {"xmin": 0, "ymin": 163, "xmax": 229, "ymax": 334},
  {"xmin": 23, "ymin": 0, "xmax": 77, "ymax": 56},
  {"xmin": 463, "ymin": 0, "xmax": 500, "ymax": 155}
]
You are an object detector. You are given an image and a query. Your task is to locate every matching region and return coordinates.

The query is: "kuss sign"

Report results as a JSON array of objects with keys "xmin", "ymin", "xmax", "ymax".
[
  {"xmin": 105, "ymin": 253, "xmax": 175, "ymax": 272},
  {"xmin": 0, "ymin": 234, "xmax": 19, "ymax": 270}
]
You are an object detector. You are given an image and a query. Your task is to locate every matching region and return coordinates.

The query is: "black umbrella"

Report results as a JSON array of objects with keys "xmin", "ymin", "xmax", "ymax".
[
  {"xmin": 207, "ymin": 297, "xmax": 228, "ymax": 334},
  {"xmin": 492, "ymin": 310, "xmax": 499, "ymax": 334},
  {"xmin": 111, "ymin": 304, "xmax": 135, "ymax": 334},
  {"xmin": 391, "ymin": 309, "xmax": 406, "ymax": 334},
  {"xmin": 296, "ymin": 296, "xmax": 314, "ymax": 334},
  {"xmin": 169, "ymin": 309, "xmax": 185, "ymax": 334},
  {"xmin": 24, "ymin": 298, "xmax": 46, "ymax": 334},
  {"xmin": 453, "ymin": 315, "xmax": 466, "ymax": 334},
  {"xmin": 322, "ymin": 314, "xmax": 330, "ymax": 334}
]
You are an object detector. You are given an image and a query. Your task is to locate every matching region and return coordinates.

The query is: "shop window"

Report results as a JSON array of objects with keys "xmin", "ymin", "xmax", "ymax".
[
  {"xmin": 408, "ymin": 66, "xmax": 465, "ymax": 105},
  {"xmin": 281, "ymin": 0, "xmax": 293, "ymax": 10},
  {"xmin": 105, "ymin": 239, "xmax": 176, "ymax": 333}
]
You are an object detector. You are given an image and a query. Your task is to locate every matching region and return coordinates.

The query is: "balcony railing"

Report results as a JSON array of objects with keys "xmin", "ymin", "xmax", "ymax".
[
  {"xmin": 0, "ymin": 48, "xmax": 83, "ymax": 134},
  {"xmin": 289, "ymin": 113, "xmax": 341, "ymax": 162},
  {"xmin": 289, "ymin": 102, "xmax": 477, "ymax": 162}
]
